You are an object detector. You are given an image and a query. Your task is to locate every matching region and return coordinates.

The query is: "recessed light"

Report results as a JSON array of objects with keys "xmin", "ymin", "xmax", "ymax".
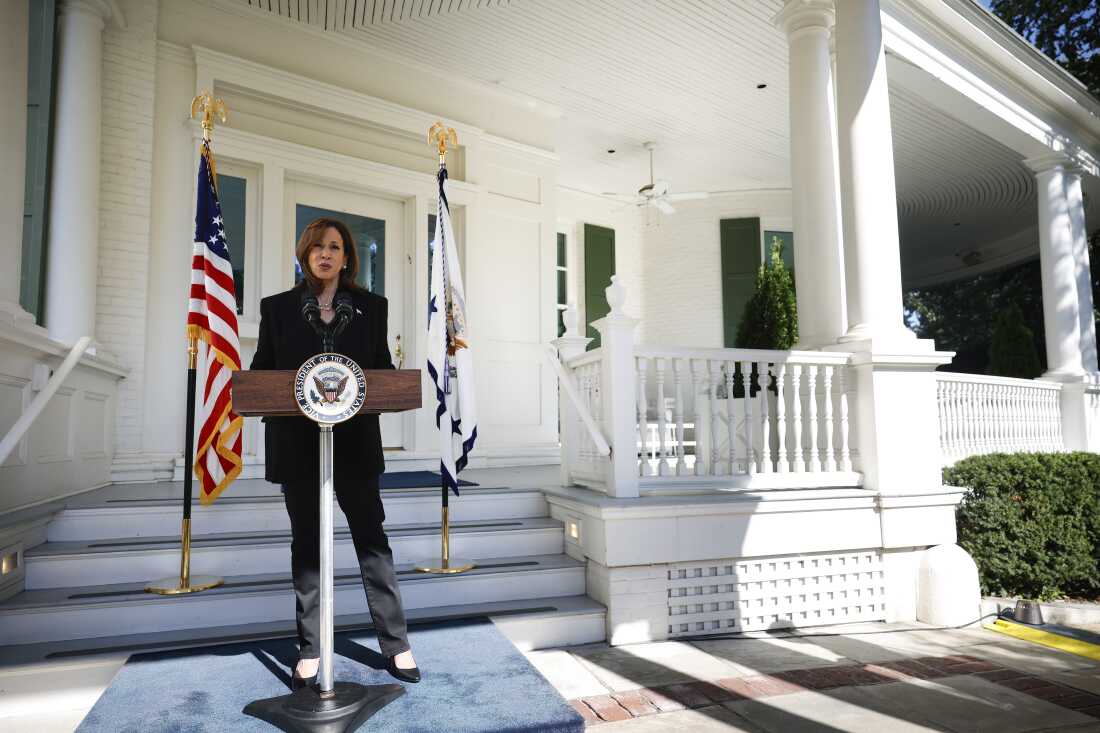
[
  {"xmin": 607, "ymin": 149, "xmax": 616, "ymax": 154},
  {"xmin": 757, "ymin": 83, "xmax": 767, "ymax": 89},
  {"xmin": 953, "ymin": 222, "xmax": 961, "ymax": 226}
]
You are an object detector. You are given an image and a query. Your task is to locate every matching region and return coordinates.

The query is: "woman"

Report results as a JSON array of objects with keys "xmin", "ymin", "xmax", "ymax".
[{"xmin": 250, "ymin": 217, "xmax": 420, "ymax": 688}]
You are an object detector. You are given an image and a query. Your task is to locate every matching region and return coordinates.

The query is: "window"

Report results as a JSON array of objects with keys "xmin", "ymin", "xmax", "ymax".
[
  {"xmin": 215, "ymin": 173, "xmax": 247, "ymax": 314},
  {"xmin": 19, "ymin": 0, "xmax": 57, "ymax": 321},
  {"xmin": 556, "ymin": 232, "xmax": 567, "ymax": 336},
  {"xmin": 764, "ymin": 230, "xmax": 794, "ymax": 276}
]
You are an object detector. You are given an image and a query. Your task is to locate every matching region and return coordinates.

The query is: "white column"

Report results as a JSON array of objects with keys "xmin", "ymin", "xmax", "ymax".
[
  {"xmin": 0, "ymin": 0, "xmax": 29, "ymax": 309},
  {"xmin": 44, "ymin": 0, "xmax": 117, "ymax": 345},
  {"xmin": 834, "ymin": 0, "xmax": 912, "ymax": 346},
  {"xmin": 1024, "ymin": 153, "xmax": 1084, "ymax": 378},
  {"xmin": 775, "ymin": 0, "xmax": 846, "ymax": 347},
  {"xmin": 1065, "ymin": 167, "xmax": 1097, "ymax": 373}
]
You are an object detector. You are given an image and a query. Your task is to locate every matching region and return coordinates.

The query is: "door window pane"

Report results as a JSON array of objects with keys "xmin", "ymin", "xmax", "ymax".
[
  {"xmin": 215, "ymin": 173, "xmax": 247, "ymax": 313},
  {"xmin": 295, "ymin": 205, "xmax": 385, "ymax": 295}
]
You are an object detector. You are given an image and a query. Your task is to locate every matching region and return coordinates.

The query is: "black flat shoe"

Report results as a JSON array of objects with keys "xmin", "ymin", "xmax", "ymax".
[
  {"xmin": 291, "ymin": 661, "xmax": 318, "ymax": 691},
  {"xmin": 386, "ymin": 655, "xmax": 421, "ymax": 683}
]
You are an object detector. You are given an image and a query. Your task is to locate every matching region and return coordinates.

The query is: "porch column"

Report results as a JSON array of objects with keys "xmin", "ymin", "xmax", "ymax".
[
  {"xmin": 1024, "ymin": 154, "xmax": 1085, "ymax": 378},
  {"xmin": 44, "ymin": 0, "xmax": 118, "ymax": 346},
  {"xmin": 1065, "ymin": 167, "xmax": 1098, "ymax": 373},
  {"xmin": 775, "ymin": 0, "xmax": 846, "ymax": 347},
  {"xmin": 833, "ymin": 0, "xmax": 912, "ymax": 346}
]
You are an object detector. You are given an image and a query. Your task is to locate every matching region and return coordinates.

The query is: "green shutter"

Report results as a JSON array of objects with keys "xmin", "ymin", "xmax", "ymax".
[
  {"xmin": 20, "ymin": 0, "xmax": 57, "ymax": 321},
  {"xmin": 720, "ymin": 218, "xmax": 761, "ymax": 348},
  {"xmin": 583, "ymin": 224, "xmax": 615, "ymax": 350}
]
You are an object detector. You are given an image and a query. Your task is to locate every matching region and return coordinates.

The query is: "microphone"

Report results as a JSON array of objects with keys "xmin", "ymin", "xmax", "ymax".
[
  {"xmin": 300, "ymin": 292, "xmax": 322, "ymax": 329},
  {"xmin": 331, "ymin": 292, "xmax": 355, "ymax": 342}
]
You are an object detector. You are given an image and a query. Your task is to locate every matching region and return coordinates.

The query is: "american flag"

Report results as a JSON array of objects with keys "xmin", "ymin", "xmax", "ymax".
[{"xmin": 186, "ymin": 140, "xmax": 243, "ymax": 504}]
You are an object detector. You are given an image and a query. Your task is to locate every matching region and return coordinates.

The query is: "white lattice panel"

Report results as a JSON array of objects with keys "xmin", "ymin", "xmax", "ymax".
[{"xmin": 667, "ymin": 550, "xmax": 886, "ymax": 636}]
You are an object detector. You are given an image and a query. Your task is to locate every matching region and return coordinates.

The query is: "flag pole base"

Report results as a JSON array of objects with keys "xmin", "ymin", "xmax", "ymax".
[
  {"xmin": 145, "ymin": 575, "xmax": 224, "ymax": 595},
  {"xmin": 244, "ymin": 681, "xmax": 404, "ymax": 733},
  {"xmin": 413, "ymin": 558, "xmax": 476, "ymax": 575}
]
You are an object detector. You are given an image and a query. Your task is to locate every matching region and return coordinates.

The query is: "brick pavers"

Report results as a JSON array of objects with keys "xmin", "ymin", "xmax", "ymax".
[{"xmin": 567, "ymin": 651, "xmax": 1100, "ymax": 727}]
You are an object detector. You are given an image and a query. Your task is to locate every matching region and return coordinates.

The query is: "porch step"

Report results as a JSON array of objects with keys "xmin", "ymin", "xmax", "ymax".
[
  {"xmin": 25, "ymin": 517, "xmax": 565, "ymax": 588},
  {"xmin": 0, "ymin": 595, "xmax": 606, "ymax": 665},
  {"xmin": 0, "ymin": 553, "xmax": 587, "ymax": 646},
  {"xmin": 47, "ymin": 486, "xmax": 549, "ymax": 541}
]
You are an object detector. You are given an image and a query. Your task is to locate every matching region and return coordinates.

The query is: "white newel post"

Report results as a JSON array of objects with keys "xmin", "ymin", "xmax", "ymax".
[
  {"xmin": 44, "ymin": 0, "xmax": 120, "ymax": 347},
  {"xmin": 552, "ymin": 304, "xmax": 593, "ymax": 487},
  {"xmin": 591, "ymin": 276, "xmax": 640, "ymax": 498},
  {"xmin": 776, "ymin": 0, "xmax": 847, "ymax": 347}
]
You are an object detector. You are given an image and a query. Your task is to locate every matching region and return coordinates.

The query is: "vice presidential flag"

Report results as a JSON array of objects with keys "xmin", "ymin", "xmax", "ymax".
[
  {"xmin": 186, "ymin": 140, "xmax": 243, "ymax": 504},
  {"xmin": 427, "ymin": 165, "xmax": 477, "ymax": 496}
]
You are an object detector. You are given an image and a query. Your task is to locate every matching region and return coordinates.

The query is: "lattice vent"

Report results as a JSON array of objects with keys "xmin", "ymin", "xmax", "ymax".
[{"xmin": 667, "ymin": 549, "xmax": 886, "ymax": 636}]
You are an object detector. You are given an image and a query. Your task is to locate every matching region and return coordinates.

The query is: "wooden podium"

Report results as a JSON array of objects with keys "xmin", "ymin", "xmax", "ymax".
[{"xmin": 233, "ymin": 364, "xmax": 421, "ymax": 733}]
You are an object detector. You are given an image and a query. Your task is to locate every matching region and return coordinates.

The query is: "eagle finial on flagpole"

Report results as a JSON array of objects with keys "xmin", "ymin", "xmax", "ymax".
[
  {"xmin": 191, "ymin": 91, "xmax": 228, "ymax": 143},
  {"xmin": 428, "ymin": 122, "xmax": 457, "ymax": 166}
]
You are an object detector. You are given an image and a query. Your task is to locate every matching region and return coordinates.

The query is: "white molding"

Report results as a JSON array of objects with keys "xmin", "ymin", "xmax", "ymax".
[
  {"xmin": 0, "ymin": 322, "xmax": 128, "ymax": 380},
  {"xmin": 155, "ymin": 39, "xmax": 194, "ymax": 68},
  {"xmin": 481, "ymin": 133, "xmax": 558, "ymax": 164}
]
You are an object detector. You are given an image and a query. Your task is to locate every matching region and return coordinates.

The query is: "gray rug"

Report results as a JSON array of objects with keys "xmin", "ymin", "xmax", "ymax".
[{"xmin": 76, "ymin": 617, "xmax": 583, "ymax": 732}]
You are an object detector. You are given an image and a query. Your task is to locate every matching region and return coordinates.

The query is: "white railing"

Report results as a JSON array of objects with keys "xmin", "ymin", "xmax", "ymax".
[
  {"xmin": 634, "ymin": 347, "xmax": 854, "ymax": 486},
  {"xmin": 559, "ymin": 349, "xmax": 610, "ymax": 485},
  {"xmin": 0, "ymin": 336, "xmax": 93, "ymax": 465},
  {"xmin": 546, "ymin": 346, "xmax": 610, "ymax": 458},
  {"xmin": 936, "ymin": 372, "xmax": 1063, "ymax": 465}
]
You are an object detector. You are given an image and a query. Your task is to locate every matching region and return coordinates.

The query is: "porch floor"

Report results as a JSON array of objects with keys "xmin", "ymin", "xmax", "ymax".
[{"xmin": 534, "ymin": 621, "xmax": 1100, "ymax": 732}]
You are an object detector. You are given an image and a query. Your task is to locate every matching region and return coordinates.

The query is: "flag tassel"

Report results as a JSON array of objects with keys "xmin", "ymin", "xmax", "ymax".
[{"xmin": 146, "ymin": 337, "xmax": 224, "ymax": 594}]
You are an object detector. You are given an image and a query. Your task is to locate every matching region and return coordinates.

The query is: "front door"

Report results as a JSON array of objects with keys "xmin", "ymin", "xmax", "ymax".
[{"xmin": 285, "ymin": 180, "xmax": 406, "ymax": 449}]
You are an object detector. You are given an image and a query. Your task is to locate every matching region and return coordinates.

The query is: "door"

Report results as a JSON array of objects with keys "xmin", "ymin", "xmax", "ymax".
[{"xmin": 285, "ymin": 180, "xmax": 406, "ymax": 449}]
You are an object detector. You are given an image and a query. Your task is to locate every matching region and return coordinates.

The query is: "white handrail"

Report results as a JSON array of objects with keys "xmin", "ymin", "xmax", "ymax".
[
  {"xmin": 546, "ymin": 345, "xmax": 611, "ymax": 457},
  {"xmin": 0, "ymin": 336, "xmax": 93, "ymax": 465}
]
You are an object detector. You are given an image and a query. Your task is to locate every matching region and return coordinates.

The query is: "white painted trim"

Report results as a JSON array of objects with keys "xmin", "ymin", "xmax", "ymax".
[{"xmin": 0, "ymin": 323, "xmax": 127, "ymax": 379}]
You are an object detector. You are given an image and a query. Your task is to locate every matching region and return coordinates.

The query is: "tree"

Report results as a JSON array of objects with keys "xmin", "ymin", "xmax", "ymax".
[
  {"xmin": 735, "ymin": 236, "xmax": 798, "ymax": 350},
  {"xmin": 989, "ymin": 0, "xmax": 1100, "ymax": 99},
  {"xmin": 989, "ymin": 302, "xmax": 1043, "ymax": 378}
]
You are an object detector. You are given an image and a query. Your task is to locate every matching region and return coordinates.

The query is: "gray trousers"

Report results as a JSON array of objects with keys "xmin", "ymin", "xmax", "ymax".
[{"xmin": 282, "ymin": 474, "xmax": 410, "ymax": 659}]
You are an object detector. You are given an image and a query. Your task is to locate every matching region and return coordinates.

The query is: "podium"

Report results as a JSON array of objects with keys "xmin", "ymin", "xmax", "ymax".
[{"xmin": 232, "ymin": 360, "xmax": 422, "ymax": 733}]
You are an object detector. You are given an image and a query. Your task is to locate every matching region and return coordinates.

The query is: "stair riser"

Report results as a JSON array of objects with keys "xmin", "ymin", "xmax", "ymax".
[
  {"xmin": 0, "ymin": 568, "xmax": 586, "ymax": 645},
  {"xmin": 47, "ymin": 494, "xmax": 549, "ymax": 542},
  {"xmin": 25, "ymin": 529, "xmax": 565, "ymax": 589},
  {"xmin": 495, "ymin": 612, "xmax": 607, "ymax": 651}
]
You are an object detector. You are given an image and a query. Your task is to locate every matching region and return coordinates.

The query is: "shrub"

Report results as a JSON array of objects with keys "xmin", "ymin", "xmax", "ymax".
[
  {"xmin": 988, "ymin": 303, "xmax": 1042, "ymax": 379},
  {"xmin": 945, "ymin": 452, "xmax": 1100, "ymax": 600},
  {"xmin": 735, "ymin": 236, "xmax": 798, "ymax": 351}
]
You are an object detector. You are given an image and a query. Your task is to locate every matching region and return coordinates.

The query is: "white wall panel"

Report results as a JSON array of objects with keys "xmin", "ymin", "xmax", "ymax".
[{"xmin": 479, "ymin": 213, "xmax": 542, "ymax": 343}]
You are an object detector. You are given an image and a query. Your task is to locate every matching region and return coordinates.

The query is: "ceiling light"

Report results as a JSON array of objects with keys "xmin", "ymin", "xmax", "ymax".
[{"xmin": 756, "ymin": 83, "xmax": 767, "ymax": 89}]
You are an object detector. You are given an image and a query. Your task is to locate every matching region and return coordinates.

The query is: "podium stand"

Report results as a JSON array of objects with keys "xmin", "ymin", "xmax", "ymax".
[{"xmin": 233, "ymin": 361, "xmax": 421, "ymax": 733}]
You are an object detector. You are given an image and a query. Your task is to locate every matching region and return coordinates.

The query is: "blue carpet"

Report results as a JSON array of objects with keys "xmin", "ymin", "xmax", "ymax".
[
  {"xmin": 380, "ymin": 471, "xmax": 478, "ymax": 489},
  {"xmin": 76, "ymin": 618, "xmax": 582, "ymax": 733}
]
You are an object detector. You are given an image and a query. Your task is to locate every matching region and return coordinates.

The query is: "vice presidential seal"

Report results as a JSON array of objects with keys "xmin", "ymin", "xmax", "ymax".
[{"xmin": 294, "ymin": 353, "xmax": 366, "ymax": 424}]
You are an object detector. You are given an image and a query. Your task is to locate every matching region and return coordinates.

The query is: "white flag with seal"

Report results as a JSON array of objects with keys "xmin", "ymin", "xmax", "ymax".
[{"xmin": 427, "ymin": 165, "xmax": 477, "ymax": 495}]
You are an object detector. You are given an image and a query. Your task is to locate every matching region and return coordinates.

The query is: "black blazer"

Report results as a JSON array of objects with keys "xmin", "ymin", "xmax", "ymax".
[{"xmin": 249, "ymin": 283, "xmax": 394, "ymax": 484}]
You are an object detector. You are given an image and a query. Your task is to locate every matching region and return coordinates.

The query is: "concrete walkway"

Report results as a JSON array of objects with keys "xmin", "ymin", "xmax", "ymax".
[{"xmin": 525, "ymin": 622, "xmax": 1100, "ymax": 732}]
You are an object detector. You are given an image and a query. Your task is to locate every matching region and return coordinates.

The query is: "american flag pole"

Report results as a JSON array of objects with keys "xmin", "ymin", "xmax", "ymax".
[{"xmin": 147, "ymin": 94, "xmax": 232, "ymax": 596}]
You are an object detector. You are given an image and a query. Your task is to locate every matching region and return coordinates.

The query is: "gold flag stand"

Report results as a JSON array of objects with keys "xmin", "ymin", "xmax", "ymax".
[
  {"xmin": 414, "ymin": 122, "xmax": 475, "ymax": 576},
  {"xmin": 147, "ymin": 92, "xmax": 228, "ymax": 595}
]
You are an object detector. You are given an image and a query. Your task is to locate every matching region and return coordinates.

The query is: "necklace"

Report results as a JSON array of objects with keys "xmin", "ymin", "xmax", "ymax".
[{"xmin": 319, "ymin": 300, "xmax": 333, "ymax": 312}]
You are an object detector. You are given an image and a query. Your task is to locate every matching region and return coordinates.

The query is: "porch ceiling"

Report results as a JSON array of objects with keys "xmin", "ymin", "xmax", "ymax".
[{"xmin": 228, "ymin": 0, "xmax": 1098, "ymax": 285}]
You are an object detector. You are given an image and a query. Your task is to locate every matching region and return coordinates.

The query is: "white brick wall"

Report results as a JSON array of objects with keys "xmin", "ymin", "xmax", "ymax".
[{"xmin": 96, "ymin": 0, "xmax": 159, "ymax": 462}]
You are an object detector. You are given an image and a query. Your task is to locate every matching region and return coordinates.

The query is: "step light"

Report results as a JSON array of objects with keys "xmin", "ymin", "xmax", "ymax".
[{"xmin": 0, "ymin": 544, "xmax": 20, "ymax": 577}]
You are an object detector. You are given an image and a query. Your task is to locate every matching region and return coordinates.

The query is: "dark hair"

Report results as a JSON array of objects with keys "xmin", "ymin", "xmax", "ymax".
[{"xmin": 294, "ymin": 217, "xmax": 365, "ymax": 295}]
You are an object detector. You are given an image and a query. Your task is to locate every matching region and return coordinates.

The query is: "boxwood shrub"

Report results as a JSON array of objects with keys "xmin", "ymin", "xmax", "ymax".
[{"xmin": 944, "ymin": 452, "xmax": 1100, "ymax": 600}]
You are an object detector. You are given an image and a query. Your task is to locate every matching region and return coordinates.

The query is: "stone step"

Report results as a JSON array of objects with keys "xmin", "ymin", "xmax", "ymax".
[
  {"xmin": 0, "ymin": 595, "xmax": 606, "ymax": 665},
  {"xmin": 46, "ymin": 486, "xmax": 549, "ymax": 541},
  {"xmin": 25, "ymin": 517, "xmax": 564, "ymax": 588},
  {"xmin": 0, "ymin": 553, "xmax": 586, "ymax": 646}
]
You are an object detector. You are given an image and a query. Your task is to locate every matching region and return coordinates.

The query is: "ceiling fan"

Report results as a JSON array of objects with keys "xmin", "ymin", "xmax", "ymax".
[{"xmin": 602, "ymin": 141, "xmax": 710, "ymax": 215}]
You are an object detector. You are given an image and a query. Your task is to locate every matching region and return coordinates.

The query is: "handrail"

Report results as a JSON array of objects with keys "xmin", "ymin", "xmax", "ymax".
[
  {"xmin": 546, "ymin": 345, "xmax": 611, "ymax": 457},
  {"xmin": 0, "ymin": 336, "xmax": 93, "ymax": 465}
]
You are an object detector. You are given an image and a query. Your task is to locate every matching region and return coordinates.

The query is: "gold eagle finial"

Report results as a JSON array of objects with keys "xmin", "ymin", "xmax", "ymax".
[
  {"xmin": 428, "ymin": 122, "xmax": 458, "ymax": 166},
  {"xmin": 191, "ymin": 92, "xmax": 228, "ymax": 143}
]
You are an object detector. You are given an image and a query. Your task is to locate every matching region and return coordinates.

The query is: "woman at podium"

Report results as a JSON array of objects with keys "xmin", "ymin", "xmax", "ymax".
[{"xmin": 250, "ymin": 217, "xmax": 421, "ymax": 688}]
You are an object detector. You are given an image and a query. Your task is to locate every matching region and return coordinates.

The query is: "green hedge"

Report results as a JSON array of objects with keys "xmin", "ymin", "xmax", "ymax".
[{"xmin": 945, "ymin": 452, "xmax": 1100, "ymax": 600}]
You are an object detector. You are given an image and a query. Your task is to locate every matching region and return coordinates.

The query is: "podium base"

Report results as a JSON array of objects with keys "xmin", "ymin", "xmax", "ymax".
[
  {"xmin": 145, "ymin": 574, "xmax": 224, "ymax": 595},
  {"xmin": 413, "ymin": 557, "xmax": 476, "ymax": 574},
  {"xmin": 243, "ymin": 682, "xmax": 405, "ymax": 733}
]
